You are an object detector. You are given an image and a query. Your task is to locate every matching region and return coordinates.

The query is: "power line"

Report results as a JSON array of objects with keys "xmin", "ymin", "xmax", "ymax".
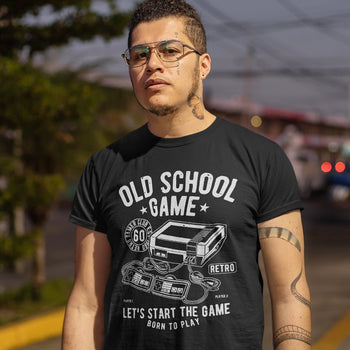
[
  {"xmin": 195, "ymin": 0, "xmax": 348, "ymax": 91},
  {"xmin": 277, "ymin": 0, "xmax": 350, "ymax": 48},
  {"xmin": 206, "ymin": 11, "xmax": 350, "ymax": 38},
  {"xmin": 211, "ymin": 67, "xmax": 350, "ymax": 79}
]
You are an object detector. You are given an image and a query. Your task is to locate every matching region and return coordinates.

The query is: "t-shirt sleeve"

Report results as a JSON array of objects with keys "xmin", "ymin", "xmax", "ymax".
[
  {"xmin": 69, "ymin": 156, "xmax": 107, "ymax": 233},
  {"xmin": 257, "ymin": 143, "xmax": 303, "ymax": 223}
]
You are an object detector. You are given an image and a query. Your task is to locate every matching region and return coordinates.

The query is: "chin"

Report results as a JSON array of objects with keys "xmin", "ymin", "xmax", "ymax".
[
  {"xmin": 148, "ymin": 104, "xmax": 178, "ymax": 117},
  {"xmin": 136, "ymin": 92, "xmax": 179, "ymax": 116},
  {"xmin": 143, "ymin": 95, "xmax": 177, "ymax": 116}
]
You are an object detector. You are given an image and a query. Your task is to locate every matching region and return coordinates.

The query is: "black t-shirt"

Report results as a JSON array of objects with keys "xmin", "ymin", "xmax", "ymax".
[{"xmin": 70, "ymin": 117, "xmax": 303, "ymax": 350}]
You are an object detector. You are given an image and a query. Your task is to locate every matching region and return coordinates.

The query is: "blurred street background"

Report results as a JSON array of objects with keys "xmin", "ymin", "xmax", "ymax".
[{"xmin": 1, "ymin": 0, "xmax": 350, "ymax": 349}]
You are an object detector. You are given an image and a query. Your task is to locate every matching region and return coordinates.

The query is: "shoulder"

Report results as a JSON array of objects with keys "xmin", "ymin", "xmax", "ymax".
[
  {"xmin": 215, "ymin": 117, "xmax": 283, "ymax": 155},
  {"xmin": 90, "ymin": 123, "xmax": 150, "ymax": 166}
]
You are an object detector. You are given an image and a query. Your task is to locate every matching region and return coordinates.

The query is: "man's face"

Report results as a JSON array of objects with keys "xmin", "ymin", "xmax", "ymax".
[{"xmin": 129, "ymin": 17, "xmax": 203, "ymax": 117}]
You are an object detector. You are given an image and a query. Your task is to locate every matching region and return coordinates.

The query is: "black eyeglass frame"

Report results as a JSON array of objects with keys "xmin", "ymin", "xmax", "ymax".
[{"xmin": 121, "ymin": 39, "xmax": 203, "ymax": 68}]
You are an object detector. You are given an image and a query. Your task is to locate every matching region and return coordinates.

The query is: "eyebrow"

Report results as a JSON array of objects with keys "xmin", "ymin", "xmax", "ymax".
[{"xmin": 130, "ymin": 39, "xmax": 176, "ymax": 49}]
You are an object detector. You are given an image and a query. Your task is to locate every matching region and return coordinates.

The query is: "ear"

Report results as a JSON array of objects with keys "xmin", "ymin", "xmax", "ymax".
[{"xmin": 200, "ymin": 53, "xmax": 211, "ymax": 80}]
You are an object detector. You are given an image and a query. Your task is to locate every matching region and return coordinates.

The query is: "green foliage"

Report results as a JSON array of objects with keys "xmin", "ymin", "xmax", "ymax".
[
  {"xmin": 0, "ymin": 157, "xmax": 22, "ymax": 212},
  {"xmin": 0, "ymin": 57, "xmax": 107, "ymax": 274},
  {"xmin": 0, "ymin": 169, "xmax": 64, "ymax": 221},
  {"xmin": 0, "ymin": 234, "xmax": 35, "ymax": 268},
  {"xmin": 0, "ymin": 56, "xmax": 107, "ymax": 215},
  {"xmin": 0, "ymin": 279, "xmax": 73, "ymax": 326},
  {"xmin": 23, "ymin": 174, "xmax": 66, "ymax": 224},
  {"xmin": 0, "ymin": 58, "xmax": 105, "ymax": 172},
  {"xmin": 0, "ymin": 1, "xmax": 131, "ymax": 58},
  {"xmin": 0, "ymin": 0, "xmax": 135, "ymax": 292}
]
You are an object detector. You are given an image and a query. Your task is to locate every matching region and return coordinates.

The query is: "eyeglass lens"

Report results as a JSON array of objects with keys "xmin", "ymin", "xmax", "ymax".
[{"xmin": 126, "ymin": 40, "xmax": 184, "ymax": 67}]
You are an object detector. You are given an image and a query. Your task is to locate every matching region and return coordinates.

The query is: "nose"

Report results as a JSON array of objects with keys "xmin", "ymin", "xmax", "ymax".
[{"xmin": 145, "ymin": 48, "xmax": 164, "ymax": 73}]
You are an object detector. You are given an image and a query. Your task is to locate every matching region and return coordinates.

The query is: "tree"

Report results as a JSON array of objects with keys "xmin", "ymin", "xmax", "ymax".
[
  {"xmin": 0, "ymin": 58, "xmax": 107, "ymax": 297},
  {"xmin": 0, "ymin": 0, "xmax": 131, "ymax": 59},
  {"xmin": 0, "ymin": 0, "xmax": 132, "ymax": 298}
]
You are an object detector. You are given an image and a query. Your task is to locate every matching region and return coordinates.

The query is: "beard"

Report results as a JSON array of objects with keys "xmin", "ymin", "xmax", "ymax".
[
  {"xmin": 147, "ymin": 104, "xmax": 179, "ymax": 117},
  {"xmin": 137, "ymin": 64, "xmax": 201, "ymax": 117},
  {"xmin": 186, "ymin": 66, "xmax": 200, "ymax": 108}
]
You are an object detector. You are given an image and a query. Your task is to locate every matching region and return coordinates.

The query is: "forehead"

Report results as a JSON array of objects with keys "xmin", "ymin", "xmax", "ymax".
[{"xmin": 131, "ymin": 16, "xmax": 189, "ymax": 46}]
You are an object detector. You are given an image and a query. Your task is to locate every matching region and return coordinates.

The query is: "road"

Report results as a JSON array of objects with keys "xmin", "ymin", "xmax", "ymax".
[{"xmin": 5, "ymin": 197, "xmax": 350, "ymax": 349}]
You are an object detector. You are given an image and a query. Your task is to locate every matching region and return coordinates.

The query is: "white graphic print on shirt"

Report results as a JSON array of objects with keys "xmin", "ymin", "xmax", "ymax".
[
  {"xmin": 119, "ymin": 170, "xmax": 238, "ymax": 331},
  {"xmin": 118, "ymin": 170, "xmax": 238, "ymax": 216}
]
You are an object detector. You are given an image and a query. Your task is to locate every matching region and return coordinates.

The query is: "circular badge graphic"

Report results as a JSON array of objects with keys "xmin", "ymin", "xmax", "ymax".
[{"xmin": 124, "ymin": 218, "xmax": 153, "ymax": 252}]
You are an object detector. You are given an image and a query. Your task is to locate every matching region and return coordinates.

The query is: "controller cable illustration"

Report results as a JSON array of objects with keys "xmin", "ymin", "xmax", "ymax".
[{"xmin": 121, "ymin": 257, "xmax": 221, "ymax": 304}]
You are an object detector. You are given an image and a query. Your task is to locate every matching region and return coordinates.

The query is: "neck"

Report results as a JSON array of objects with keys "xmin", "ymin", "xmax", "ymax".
[{"xmin": 147, "ymin": 99, "xmax": 216, "ymax": 138}]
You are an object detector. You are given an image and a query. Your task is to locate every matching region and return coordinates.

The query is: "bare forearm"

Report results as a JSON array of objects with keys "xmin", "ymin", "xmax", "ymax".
[
  {"xmin": 62, "ymin": 303, "xmax": 105, "ymax": 350},
  {"xmin": 272, "ymin": 295, "xmax": 311, "ymax": 349},
  {"xmin": 258, "ymin": 213, "xmax": 312, "ymax": 349},
  {"xmin": 62, "ymin": 228, "xmax": 111, "ymax": 349}
]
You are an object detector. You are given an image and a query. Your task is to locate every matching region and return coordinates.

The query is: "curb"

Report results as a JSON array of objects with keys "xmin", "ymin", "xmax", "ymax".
[
  {"xmin": 313, "ymin": 309, "xmax": 350, "ymax": 350},
  {"xmin": 0, "ymin": 308, "xmax": 65, "ymax": 350}
]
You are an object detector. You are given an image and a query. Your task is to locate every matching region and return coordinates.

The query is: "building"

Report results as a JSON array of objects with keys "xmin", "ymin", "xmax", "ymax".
[{"xmin": 208, "ymin": 97, "xmax": 350, "ymax": 197}]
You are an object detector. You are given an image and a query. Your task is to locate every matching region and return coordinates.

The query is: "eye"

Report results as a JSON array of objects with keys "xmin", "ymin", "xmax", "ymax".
[
  {"xmin": 159, "ymin": 41, "xmax": 182, "ymax": 55},
  {"xmin": 130, "ymin": 46, "xmax": 149, "ymax": 60},
  {"xmin": 166, "ymin": 47, "xmax": 179, "ymax": 54},
  {"xmin": 138, "ymin": 52, "xmax": 148, "ymax": 58}
]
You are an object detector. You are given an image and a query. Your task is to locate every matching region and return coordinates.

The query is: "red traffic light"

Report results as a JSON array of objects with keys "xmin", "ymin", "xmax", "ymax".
[
  {"xmin": 321, "ymin": 161, "xmax": 332, "ymax": 173},
  {"xmin": 335, "ymin": 161, "xmax": 346, "ymax": 173}
]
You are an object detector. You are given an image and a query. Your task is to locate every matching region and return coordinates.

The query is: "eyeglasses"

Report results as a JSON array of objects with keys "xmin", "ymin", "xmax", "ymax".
[{"xmin": 121, "ymin": 39, "xmax": 202, "ymax": 68}]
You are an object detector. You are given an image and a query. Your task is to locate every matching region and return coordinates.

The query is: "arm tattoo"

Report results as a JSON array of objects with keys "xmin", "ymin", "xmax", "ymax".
[
  {"xmin": 291, "ymin": 269, "xmax": 311, "ymax": 309},
  {"xmin": 258, "ymin": 227, "xmax": 301, "ymax": 252},
  {"xmin": 188, "ymin": 94, "xmax": 204, "ymax": 120},
  {"xmin": 274, "ymin": 325, "xmax": 311, "ymax": 348}
]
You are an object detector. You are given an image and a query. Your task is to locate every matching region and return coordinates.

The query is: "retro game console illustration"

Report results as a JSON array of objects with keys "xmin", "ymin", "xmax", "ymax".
[{"xmin": 149, "ymin": 221, "xmax": 227, "ymax": 267}]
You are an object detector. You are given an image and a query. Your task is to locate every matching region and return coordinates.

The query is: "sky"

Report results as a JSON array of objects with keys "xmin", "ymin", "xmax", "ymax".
[{"xmin": 35, "ymin": 0, "xmax": 350, "ymax": 118}]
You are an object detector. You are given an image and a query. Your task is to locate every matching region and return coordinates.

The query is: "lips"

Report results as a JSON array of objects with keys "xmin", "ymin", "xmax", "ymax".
[{"xmin": 144, "ymin": 78, "xmax": 169, "ymax": 89}]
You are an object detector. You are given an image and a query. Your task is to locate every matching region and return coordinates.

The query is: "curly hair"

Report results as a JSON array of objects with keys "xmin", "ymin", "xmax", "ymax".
[{"xmin": 127, "ymin": 0, "xmax": 207, "ymax": 54}]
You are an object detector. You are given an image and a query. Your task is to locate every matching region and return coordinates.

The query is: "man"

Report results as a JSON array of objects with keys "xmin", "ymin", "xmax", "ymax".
[{"xmin": 62, "ymin": 0, "xmax": 311, "ymax": 349}]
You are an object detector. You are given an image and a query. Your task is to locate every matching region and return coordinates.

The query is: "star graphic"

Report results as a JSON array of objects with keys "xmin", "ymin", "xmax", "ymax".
[
  {"xmin": 140, "ymin": 206, "xmax": 147, "ymax": 214},
  {"xmin": 200, "ymin": 203, "xmax": 210, "ymax": 212}
]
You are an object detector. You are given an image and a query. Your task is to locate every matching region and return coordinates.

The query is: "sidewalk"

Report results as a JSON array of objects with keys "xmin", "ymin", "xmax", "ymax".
[{"xmin": 0, "ymin": 309, "xmax": 65, "ymax": 350}]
